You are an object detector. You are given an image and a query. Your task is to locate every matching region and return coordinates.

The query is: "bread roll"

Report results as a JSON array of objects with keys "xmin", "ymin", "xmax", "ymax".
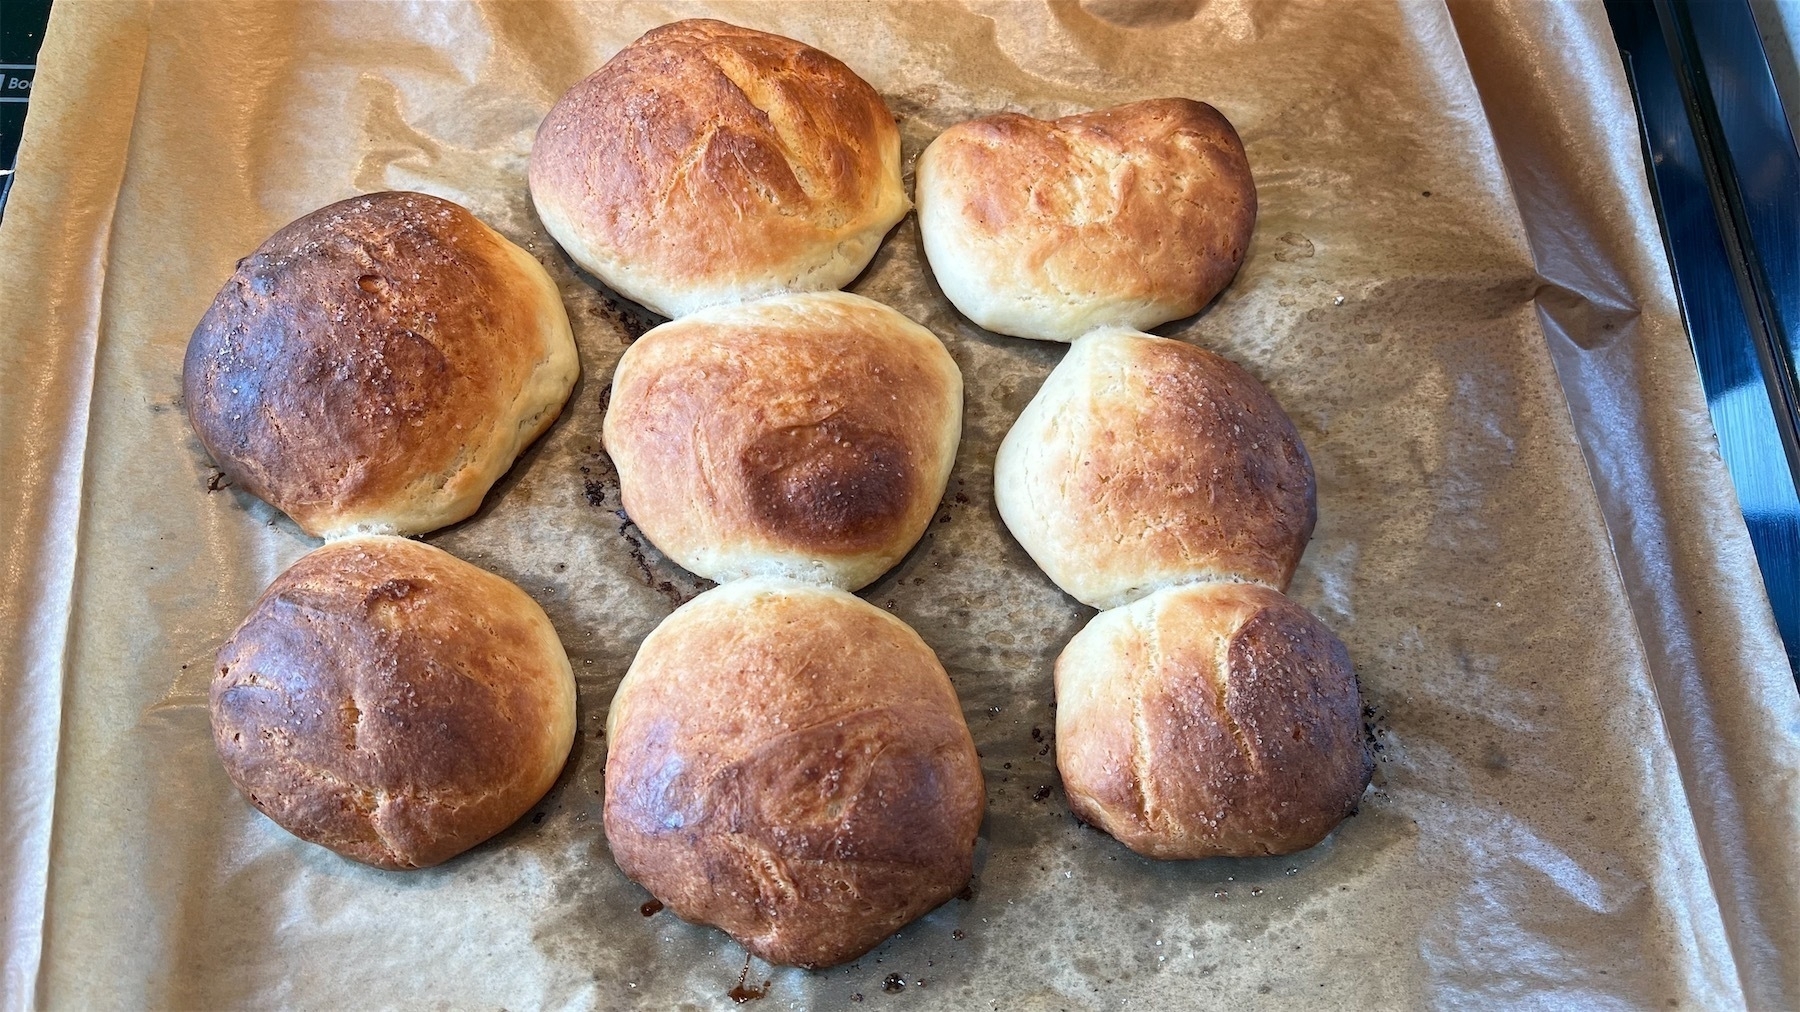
[
  {"xmin": 528, "ymin": 19, "xmax": 907, "ymax": 319},
  {"xmin": 994, "ymin": 328, "xmax": 1313, "ymax": 609},
  {"xmin": 916, "ymin": 98, "xmax": 1255, "ymax": 341},
  {"xmin": 210, "ymin": 536, "xmax": 577, "ymax": 870},
  {"xmin": 603, "ymin": 578, "xmax": 985, "ymax": 968},
  {"xmin": 1056, "ymin": 582, "xmax": 1371, "ymax": 858},
  {"xmin": 184, "ymin": 191, "xmax": 579, "ymax": 539},
  {"xmin": 603, "ymin": 291, "xmax": 962, "ymax": 590}
]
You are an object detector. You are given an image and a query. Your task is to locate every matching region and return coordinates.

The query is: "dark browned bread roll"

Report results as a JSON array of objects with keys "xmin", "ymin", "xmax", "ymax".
[
  {"xmin": 1055, "ymin": 582, "xmax": 1371, "ymax": 858},
  {"xmin": 994, "ymin": 327, "xmax": 1314, "ymax": 609},
  {"xmin": 210, "ymin": 536, "xmax": 576, "ymax": 870},
  {"xmin": 602, "ymin": 291, "xmax": 962, "ymax": 591},
  {"xmin": 529, "ymin": 19, "xmax": 907, "ymax": 318},
  {"xmin": 183, "ymin": 191, "xmax": 578, "ymax": 538},
  {"xmin": 916, "ymin": 98, "xmax": 1255, "ymax": 341},
  {"xmin": 603, "ymin": 578, "xmax": 985, "ymax": 968}
]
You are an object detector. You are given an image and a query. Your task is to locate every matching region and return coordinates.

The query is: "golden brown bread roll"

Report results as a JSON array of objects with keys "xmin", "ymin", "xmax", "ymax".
[
  {"xmin": 915, "ymin": 98, "xmax": 1255, "ymax": 341},
  {"xmin": 602, "ymin": 291, "xmax": 962, "ymax": 591},
  {"xmin": 603, "ymin": 578, "xmax": 985, "ymax": 968},
  {"xmin": 994, "ymin": 327, "xmax": 1314, "ymax": 609},
  {"xmin": 183, "ymin": 191, "xmax": 579, "ymax": 539},
  {"xmin": 1056, "ymin": 582, "xmax": 1371, "ymax": 858},
  {"xmin": 528, "ymin": 19, "xmax": 908, "ymax": 319},
  {"xmin": 210, "ymin": 536, "xmax": 576, "ymax": 870}
]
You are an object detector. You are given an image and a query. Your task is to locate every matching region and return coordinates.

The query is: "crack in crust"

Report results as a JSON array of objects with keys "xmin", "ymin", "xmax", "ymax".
[
  {"xmin": 1126, "ymin": 601, "xmax": 1162, "ymax": 835},
  {"xmin": 1210, "ymin": 619, "xmax": 1259, "ymax": 774}
]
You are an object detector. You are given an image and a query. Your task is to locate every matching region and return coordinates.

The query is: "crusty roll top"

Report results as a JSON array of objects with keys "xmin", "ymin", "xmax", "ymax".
[
  {"xmin": 183, "ymin": 191, "xmax": 579, "ymax": 539},
  {"xmin": 995, "ymin": 327, "xmax": 1314, "ymax": 609},
  {"xmin": 604, "ymin": 579, "xmax": 985, "ymax": 968},
  {"xmin": 603, "ymin": 291, "xmax": 963, "ymax": 590},
  {"xmin": 529, "ymin": 19, "xmax": 908, "ymax": 319},
  {"xmin": 1055, "ymin": 582, "xmax": 1371, "ymax": 859},
  {"xmin": 917, "ymin": 98, "xmax": 1255, "ymax": 341},
  {"xmin": 210, "ymin": 536, "xmax": 577, "ymax": 870}
]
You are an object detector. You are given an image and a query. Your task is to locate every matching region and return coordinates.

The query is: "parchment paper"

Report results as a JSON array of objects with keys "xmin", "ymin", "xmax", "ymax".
[{"xmin": 3, "ymin": 1, "xmax": 1799, "ymax": 1009}]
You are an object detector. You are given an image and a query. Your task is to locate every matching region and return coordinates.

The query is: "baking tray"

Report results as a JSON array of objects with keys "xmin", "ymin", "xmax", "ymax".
[{"xmin": 1, "ymin": 1, "xmax": 1796, "ymax": 1008}]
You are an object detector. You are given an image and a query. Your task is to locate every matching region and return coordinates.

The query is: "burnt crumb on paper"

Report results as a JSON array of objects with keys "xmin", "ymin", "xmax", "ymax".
[
  {"xmin": 1362, "ymin": 702, "xmax": 1395, "ymax": 764},
  {"xmin": 587, "ymin": 292, "xmax": 659, "ymax": 345},
  {"xmin": 580, "ymin": 442, "xmax": 619, "ymax": 510},
  {"xmin": 610, "ymin": 508, "xmax": 710, "ymax": 608},
  {"xmin": 579, "ymin": 448, "xmax": 706, "ymax": 605},
  {"xmin": 726, "ymin": 979, "xmax": 769, "ymax": 1003},
  {"xmin": 728, "ymin": 955, "xmax": 769, "ymax": 1003}
]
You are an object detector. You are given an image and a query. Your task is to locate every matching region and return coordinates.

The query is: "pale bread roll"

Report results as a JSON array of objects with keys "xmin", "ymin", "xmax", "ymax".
[
  {"xmin": 994, "ymin": 328, "xmax": 1314, "ymax": 609},
  {"xmin": 210, "ymin": 536, "xmax": 577, "ymax": 870},
  {"xmin": 183, "ymin": 191, "xmax": 579, "ymax": 539},
  {"xmin": 528, "ymin": 19, "xmax": 908, "ymax": 319},
  {"xmin": 603, "ymin": 578, "xmax": 985, "ymax": 968},
  {"xmin": 916, "ymin": 98, "xmax": 1255, "ymax": 341},
  {"xmin": 1056, "ymin": 581, "xmax": 1371, "ymax": 859},
  {"xmin": 603, "ymin": 291, "xmax": 962, "ymax": 591}
]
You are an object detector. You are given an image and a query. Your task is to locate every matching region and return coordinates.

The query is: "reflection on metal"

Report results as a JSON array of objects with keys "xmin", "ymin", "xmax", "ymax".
[{"xmin": 1607, "ymin": 0, "xmax": 1800, "ymax": 676}]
